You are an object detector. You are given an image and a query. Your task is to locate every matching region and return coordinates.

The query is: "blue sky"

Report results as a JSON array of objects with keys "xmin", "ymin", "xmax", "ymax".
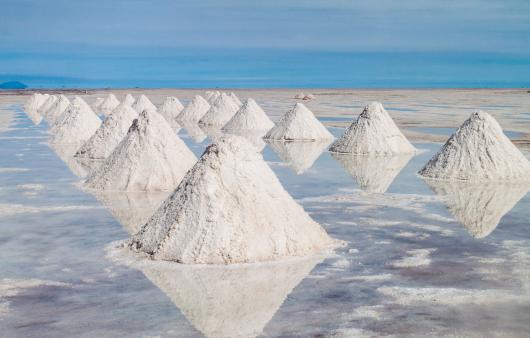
[{"xmin": 1, "ymin": 0, "xmax": 529, "ymax": 88}]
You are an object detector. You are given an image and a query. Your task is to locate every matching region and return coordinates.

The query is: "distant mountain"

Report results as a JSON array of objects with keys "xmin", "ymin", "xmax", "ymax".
[{"xmin": 0, "ymin": 81, "xmax": 28, "ymax": 89}]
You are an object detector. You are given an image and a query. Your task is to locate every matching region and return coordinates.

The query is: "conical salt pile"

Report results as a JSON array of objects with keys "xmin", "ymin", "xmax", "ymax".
[
  {"xmin": 91, "ymin": 97, "xmax": 104, "ymax": 113},
  {"xmin": 24, "ymin": 93, "xmax": 49, "ymax": 124},
  {"xmin": 419, "ymin": 111, "xmax": 530, "ymax": 181},
  {"xmin": 264, "ymin": 103, "xmax": 334, "ymax": 141},
  {"xmin": 129, "ymin": 135, "xmax": 334, "ymax": 264},
  {"xmin": 51, "ymin": 96, "xmax": 94, "ymax": 129},
  {"xmin": 99, "ymin": 93, "xmax": 120, "ymax": 116},
  {"xmin": 229, "ymin": 92, "xmax": 242, "ymax": 106},
  {"xmin": 424, "ymin": 180, "xmax": 530, "ymax": 238},
  {"xmin": 85, "ymin": 110, "xmax": 197, "ymax": 191},
  {"xmin": 123, "ymin": 93, "xmax": 135, "ymax": 106},
  {"xmin": 177, "ymin": 95, "xmax": 210, "ymax": 122},
  {"xmin": 38, "ymin": 95, "xmax": 57, "ymax": 115},
  {"xmin": 49, "ymin": 100, "xmax": 101, "ymax": 144},
  {"xmin": 180, "ymin": 120, "xmax": 208, "ymax": 143},
  {"xmin": 222, "ymin": 98, "xmax": 274, "ymax": 133},
  {"xmin": 44, "ymin": 94, "xmax": 71, "ymax": 124},
  {"xmin": 159, "ymin": 96, "xmax": 184, "ymax": 131},
  {"xmin": 199, "ymin": 92, "xmax": 240, "ymax": 126},
  {"xmin": 331, "ymin": 153, "xmax": 413, "ymax": 193},
  {"xmin": 206, "ymin": 90, "xmax": 221, "ymax": 104},
  {"xmin": 75, "ymin": 102, "xmax": 138, "ymax": 159},
  {"xmin": 132, "ymin": 94, "xmax": 157, "ymax": 113},
  {"xmin": 24, "ymin": 93, "xmax": 48, "ymax": 112},
  {"xmin": 329, "ymin": 102, "xmax": 416, "ymax": 155}
]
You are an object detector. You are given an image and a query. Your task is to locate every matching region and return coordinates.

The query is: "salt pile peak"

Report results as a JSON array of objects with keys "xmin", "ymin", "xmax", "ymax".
[
  {"xmin": 198, "ymin": 92, "xmax": 240, "ymax": 126},
  {"xmin": 159, "ymin": 96, "xmax": 184, "ymax": 131},
  {"xmin": 38, "ymin": 95, "xmax": 58, "ymax": 115},
  {"xmin": 222, "ymin": 98, "xmax": 274, "ymax": 133},
  {"xmin": 49, "ymin": 99, "xmax": 101, "ymax": 144},
  {"xmin": 123, "ymin": 94, "xmax": 135, "ymax": 106},
  {"xmin": 177, "ymin": 95, "xmax": 210, "ymax": 122},
  {"xmin": 44, "ymin": 95, "xmax": 71, "ymax": 124},
  {"xmin": 206, "ymin": 90, "xmax": 221, "ymax": 104},
  {"xmin": 264, "ymin": 103, "xmax": 333, "ymax": 141},
  {"xmin": 132, "ymin": 94, "xmax": 157, "ymax": 113},
  {"xmin": 129, "ymin": 135, "xmax": 334, "ymax": 264},
  {"xmin": 229, "ymin": 92, "xmax": 243, "ymax": 106},
  {"xmin": 99, "ymin": 93, "xmax": 120, "ymax": 115},
  {"xmin": 75, "ymin": 102, "xmax": 139, "ymax": 160},
  {"xmin": 419, "ymin": 111, "xmax": 530, "ymax": 181},
  {"xmin": 85, "ymin": 110, "xmax": 197, "ymax": 191},
  {"xmin": 329, "ymin": 102, "xmax": 416, "ymax": 155}
]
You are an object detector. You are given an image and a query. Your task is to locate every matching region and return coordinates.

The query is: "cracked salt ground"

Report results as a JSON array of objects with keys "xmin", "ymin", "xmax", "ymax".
[{"xmin": 1, "ymin": 98, "xmax": 530, "ymax": 337}]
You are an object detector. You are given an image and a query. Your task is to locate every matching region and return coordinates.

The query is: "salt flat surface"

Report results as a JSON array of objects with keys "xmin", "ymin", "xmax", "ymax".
[{"xmin": 1, "ymin": 90, "xmax": 530, "ymax": 337}]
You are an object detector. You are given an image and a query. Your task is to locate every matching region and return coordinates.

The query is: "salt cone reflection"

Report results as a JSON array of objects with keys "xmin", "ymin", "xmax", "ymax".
[
  {"xmin": 134, "ymin": 255, "xmax": 323, "ymax": 338},
  {"xmin": 266, "ymin": 140, "xmax": 331, "ymax": 174},
  {"xmin": 331, "ymin": 153, "xmax": 413, "ymax": 193},
  {"xmin": 223, "ymin": 130, "xmax": 267, "ymax": 152},
  {"xmin": 89, "ymin": 190, "xmax": 169, "ymax": 234},
  {"xmin": 180, "ymin": 120, "xmax": 207, "ymax": 143},
  {"xmin": 423, "ymin": 179, "xmax": 530, "ymax": 238}
]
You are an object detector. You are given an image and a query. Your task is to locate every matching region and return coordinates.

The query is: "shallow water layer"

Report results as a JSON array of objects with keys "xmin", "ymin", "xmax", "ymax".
[{"xmin": 1, "ymin": 100, "xmax": 530, "ymax": 338}]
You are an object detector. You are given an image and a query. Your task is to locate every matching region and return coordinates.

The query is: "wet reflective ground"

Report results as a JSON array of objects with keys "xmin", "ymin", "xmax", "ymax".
[{"xmin": 1, "ymin": 103, "xmax": 530, "ymax": 337}]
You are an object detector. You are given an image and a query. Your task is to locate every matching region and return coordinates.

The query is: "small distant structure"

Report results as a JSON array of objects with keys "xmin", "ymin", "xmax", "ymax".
[{"xmin": 294, "ymin": 92, "xmax": 315, "ymax": 100}]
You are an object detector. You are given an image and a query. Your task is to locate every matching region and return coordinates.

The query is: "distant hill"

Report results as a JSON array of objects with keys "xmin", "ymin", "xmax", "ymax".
[{"xmin": 0, "ymin": 81, "xmax": 28, "ymax": 89}]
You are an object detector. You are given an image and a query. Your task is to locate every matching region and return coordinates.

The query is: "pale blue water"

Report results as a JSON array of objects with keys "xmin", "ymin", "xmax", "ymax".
[{"xmin": 1, "ymin": 103, "xmax": 530, "ymax": 337}]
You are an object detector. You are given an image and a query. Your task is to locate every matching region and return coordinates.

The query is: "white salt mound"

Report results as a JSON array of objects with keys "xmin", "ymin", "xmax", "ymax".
[
  {"xmin": 179, "ymin": 120, "xmax": 207, "ymax": 143},
  {"xmin": 222, "ymin": 98, "xmax": 274, "ymax": 133},
  {"xmin": 129, "ymin": 135, "xmax": 334, "ymax": 264},
  {"xmin": 123, "ymin": 93, "xmax": 135, "ymax": 106},
  {"xmin": 75, "ymin": 102, "xmax": 138, "ymax": 159},
  {"xmin": 418, "ymin": 111, "xmax": 530, "ymax": 181},
  {"xmin": 99, "ymin": 93, "xmax": 120, "ymax": 115},
  {"xmin": 85, "ymin": 110, "xmax": 197, "ymax": 191},
  {"xmin": 177, "ymin": 95, "xmax": 210, "ymax": 122},
  {"xmin": 92, "ymin": 97, "xmax": 104, "ymax": 112},
  {"xmin": 206, "ymin": 91, "xmax": 221, "ymax": 104},
  {"xmin": 49, "ymin": 100, "xmax": 101, "ymax": 144},
  {"xmin": 329, "ymin": 102, "xmax": 416, "ymax": 155},
  {"xmin": 51, "ymin": 96, "xmax": 94, "ymax": 130},
  {"xmin": 44, "ymin": 95, "xmax": 71, "ymax": 124},
  {"xmin": 24, "ymin": 93, "xmax": 48, "ymax": 112},
  {"xmin": 38, "ymin": 95, "xmax": 57, "ymax": 115},
  {"xmin": 229, "ymin": 92, "xmax": 243, "ymax": 106},
  {"xmin": 159, "ymin": 96, "xmax": 184, "ymax": 131},
  {"xmin": 198, "ymin": 92, "xmax": 240, "ymax": 126},
  {"xmin": 264, "ymin": 103, "xmax": 334, "ymax": 141},
  {"xmin": 132, "ymin": 94, "xmax": 157, "ymax": 113}
]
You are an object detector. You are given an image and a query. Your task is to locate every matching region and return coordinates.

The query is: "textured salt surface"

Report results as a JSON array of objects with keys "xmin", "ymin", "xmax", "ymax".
[
  {"xmin": 85, "ymin": 110, "xmax": 196, "ymax": 191},
  {"xmin": 132, "ymin": 94, "xmax": 157, "ymax": 113},
  {"xmin": 419, "ymin": 111, "xmax": 530, "ymax": 181},
  {"xmin": 177, "ymin": 95, "xmax": 210, "ymax": 122},
  {"xmin": 99, "ymin": 93, "xmax": 120, "ymax": 116},
  {"xmin": 199, "ymin": 93, "xmax": 240, "ymax": 126},
  {"xmin": 222, "ymin": 98, "xmax": 274, "ymax": 133},
  {"xmin": 91, "ymin": 97, "xmax": 104, "ymax": 112},
  {"xmin": 44, "ymin": 95, "xmax": 70, "ymax": 124},
  {"xmin": 49, "ymin": 99, "xmax": 101, "ymax": 145},
  {"xmin": 37, "ymin": 95, "xmax": 57, "ymax": 116},
  {"xmin": 331, "ymin": 153, "xmax": 414, "ymax": 193},
  {"xmin": 329, "ymin": 102, "xmax": 416, "ymax": 155},
  {"xmin": 264, "ymin": 103, "xmax": 334, "ymax": 141},
  {"xmin": 75, "ymin": 102, "xmax": 138, "ymax": 159},
  {"xmin": 206, "ymin": 90, "xmax": 221, "ymax": 104},
  {"xmin": 229, "ymin": 92, "xmax": 243, "ymax": 106},
  {"xmin": 130, "ymin": 136, "xmax": 334, "ymax": 263},
  {"xmin": 123, "ymin": 93, "xmax": 135, "ymax": 106},
  {"xmin": 159, "ymin": 97, "xmax": 183, "ymax": 131}
]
